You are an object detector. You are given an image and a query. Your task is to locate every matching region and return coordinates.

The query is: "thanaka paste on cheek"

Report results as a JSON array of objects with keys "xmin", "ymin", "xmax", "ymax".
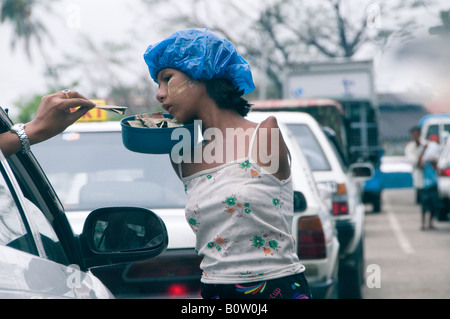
[{"xmin": 168, "ymin": 79, "xmax": 197, "ymax": 100}]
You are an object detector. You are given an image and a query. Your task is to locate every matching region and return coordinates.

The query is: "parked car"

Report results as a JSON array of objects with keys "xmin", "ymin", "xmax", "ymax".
[
  {"xmin": 251, "ymin": 98, "xmax": 383, "ymax": 214},
  {"xmin": 246, "ymin": 112, "xmax": 340, "ymax": 299},
  {"xmin": 437, "ymin": 137, "xmax": 450, "ymax": 221},
  {"xmin": 419, "ymin": 113, "xmax": 450, "ymax": 145},
  {"xmin": 248, "ymin": 111, "xmax": 372, "ymax": 299},
  {"xmin": 32, "ymin": 116, "xmax": 340, "ymax": 299},
  {"xmin": 0, "ymin": 108, "xmax": 168, "ymax": 298},
  {"xmin": 31, "ymin": 120, "xmax": 200, "ymax": 298}
]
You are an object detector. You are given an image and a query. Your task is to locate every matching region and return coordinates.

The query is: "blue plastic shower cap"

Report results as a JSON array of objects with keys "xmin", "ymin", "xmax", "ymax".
[{"xmin": 143, "ymin": 28, "xmax": 255, "ymax": 95}]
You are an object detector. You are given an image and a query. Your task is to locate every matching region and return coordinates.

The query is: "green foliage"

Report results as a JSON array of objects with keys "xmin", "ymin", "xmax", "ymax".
[
  {"xmin": 14, "ymin": 93, "xmax": 44, "ymax": 123},
  {"xmin": 441, "ymin": 10, "xmax": 450, "ymax": 27},
  {"xmin": 0, "ymin": 0, "xmax": 50, "ymax": 59}
]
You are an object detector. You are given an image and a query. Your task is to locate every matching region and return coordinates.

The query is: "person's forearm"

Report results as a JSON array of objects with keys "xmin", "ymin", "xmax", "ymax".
[
  {"xmin": 0, "ymin": 122, "xmax": 45, "ymax": 157},
  {"xmin": 0, "ymin": 130, "xmax": 24, "ymax": 157}
]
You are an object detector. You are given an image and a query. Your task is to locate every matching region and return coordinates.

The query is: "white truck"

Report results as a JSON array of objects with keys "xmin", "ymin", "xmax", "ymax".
[{"xmin": 282, "ymin": 60, "xmax": 383, "ymax": 213}]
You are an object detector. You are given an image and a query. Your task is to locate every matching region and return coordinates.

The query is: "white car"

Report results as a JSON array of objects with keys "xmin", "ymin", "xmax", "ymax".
[
  {"xmin": 248, "ymin": 111, "xmax": 370, "ymax": 299},
  {"xmin": 0, "ymin": 108, "xmax": 168, "ymax": 299},
  {"xmin": 32, "ymin": 117, "xmax": 340, "ymax": 299},
  {"xmin": 246, "ymin": 112, "xmax": 340, "ymax": 299},
  {"xmin": 31, "ymin": 121, "xmax": 200, "ymax": 298},
  {"xmin": 437, "ymin": 137, "xmax": 450, "ymax": 221},
  {"xmin": 419, "ymin": 113, "xmax": 450, "ymax": 144}
]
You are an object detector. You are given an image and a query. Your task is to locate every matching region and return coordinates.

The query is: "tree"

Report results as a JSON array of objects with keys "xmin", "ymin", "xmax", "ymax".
[
  {"xmin": 44, "ymin": 37, "xmax": 160, "ymax": 116},
  {"xmin": 140, "ymin": 0, "xmax": 435, "ymax": 98},
  {"xmin": 14, "ymin": 93, "xmax": 44, "ymax": 123},
  {"xmin": 0, "ymin": 0, "xmax": 53, "ymax": 60},
  {"xmin": 429, "ymin": 9, "xmax": 450, "ymax": 36}
]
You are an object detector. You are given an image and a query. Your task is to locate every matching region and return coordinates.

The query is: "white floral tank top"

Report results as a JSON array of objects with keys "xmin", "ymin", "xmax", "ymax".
[{"xmin": 179, "ymin": 122, "xmax": 305, "ymax": 284}]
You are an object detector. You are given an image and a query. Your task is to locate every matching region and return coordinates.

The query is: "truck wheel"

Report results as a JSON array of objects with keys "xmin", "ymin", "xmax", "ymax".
[{"xmin": 372, "ymin": 192, "xmax": 381, "ymax": 213}]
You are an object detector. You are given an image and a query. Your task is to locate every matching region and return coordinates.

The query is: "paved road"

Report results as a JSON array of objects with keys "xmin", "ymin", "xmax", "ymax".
[{"xmin": 363, "ymin": 188, "xmax": 450, "ymax": 299}]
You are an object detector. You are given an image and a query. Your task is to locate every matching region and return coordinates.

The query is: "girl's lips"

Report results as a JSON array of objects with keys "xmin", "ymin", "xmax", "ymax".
[{"xmin": 162, "ymin": 104, "xmax": 173, "ymax": 114}]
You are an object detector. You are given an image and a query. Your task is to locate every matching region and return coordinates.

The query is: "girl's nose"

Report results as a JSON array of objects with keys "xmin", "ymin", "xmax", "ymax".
[
  {"xmin": 156, "ymin": 87, "xmax": 166, "ymax": 102},
  {"xmin": 155, "ymin": 92, "xmax": 163, "ymax": 102}
]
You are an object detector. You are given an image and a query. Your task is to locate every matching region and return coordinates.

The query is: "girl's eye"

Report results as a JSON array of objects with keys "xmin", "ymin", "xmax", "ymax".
[{"xmin": 157, "ymin": 75, "xmax": 171, "ymax": 88}]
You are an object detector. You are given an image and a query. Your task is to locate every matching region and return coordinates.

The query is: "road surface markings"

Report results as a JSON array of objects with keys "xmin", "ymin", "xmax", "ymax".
[{"xmin": 385, "ymin": 203, "xmax": 415, "ymax": 254}]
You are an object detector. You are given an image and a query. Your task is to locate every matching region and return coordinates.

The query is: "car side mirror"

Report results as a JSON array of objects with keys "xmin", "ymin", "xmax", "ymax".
[
  {"xmin": 293, "ymin": 191, "xmax": 307, "ymax": 212},
  {"xmin": 80, "ymin": 207, "xmax": 168, "ymax": 269},
  {"xmin": 348, "ymin": 163, "xmax": 374, "ymax": 181}
]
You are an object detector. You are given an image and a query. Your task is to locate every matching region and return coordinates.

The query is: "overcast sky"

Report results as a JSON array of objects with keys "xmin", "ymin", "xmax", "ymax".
[
  {"xmin": 0, "ymin": 0, "xmax": 448, "ymax": 115},
  {"xmin": 0, "ymin": 0, "xmax": 149, "ymax": 114}
]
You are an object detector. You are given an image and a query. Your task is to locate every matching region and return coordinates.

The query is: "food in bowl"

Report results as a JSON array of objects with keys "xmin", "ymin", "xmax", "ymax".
[
  {"xmin": 125, "ymin": 112, "xmax": 184, "ymax": 128},
  {"xmin": 121, "ymin": 112, "xmax": 196, "ymax": 154}
]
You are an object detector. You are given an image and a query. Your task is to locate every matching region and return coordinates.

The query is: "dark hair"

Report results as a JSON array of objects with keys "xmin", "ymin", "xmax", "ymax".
[
  {"xmin": 410, "ymin": 126, "xmax": 421, "ymax": 133},
  {"xmin": 204, "ymin": 78, "xmax": 252, "ymax": 116}
]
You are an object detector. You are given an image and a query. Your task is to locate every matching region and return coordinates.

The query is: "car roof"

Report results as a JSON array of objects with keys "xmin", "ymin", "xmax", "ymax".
[
  {"xmin": 247, "ymin": 110, "xmax": 318, "ymax": 124},
  {"xmin": 66, "ymin": 111, "xmax": 319, "ymax": 133},
  {"xmin": 419, "ymin": 113, "xmax": 450, "ymax": 127},
  {"xmin": 65, "ymin": 121, "xmax": 121, "ymax": 132},
  {"xmin": 250, "ymin": 98, "xmax": 344, "ymax": 114}
]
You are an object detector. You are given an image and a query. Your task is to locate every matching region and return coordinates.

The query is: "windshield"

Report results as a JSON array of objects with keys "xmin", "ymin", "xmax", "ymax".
[
  {"xmin": 31, "ymin": 130, "xmax": 186, "ymax": 211},
  {"xmin": 286, "ymin": 124, "xmax": 331, "ymax": 171},
  {"xmin": 424, "ymin": 123, "xmax": 450, "ymax": 140}
]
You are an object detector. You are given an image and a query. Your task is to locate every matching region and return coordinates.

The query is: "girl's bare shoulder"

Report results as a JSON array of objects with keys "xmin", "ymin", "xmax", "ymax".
[{"xmin": 258, "ymin": 115, "xmax": 280, "ymax": 129}]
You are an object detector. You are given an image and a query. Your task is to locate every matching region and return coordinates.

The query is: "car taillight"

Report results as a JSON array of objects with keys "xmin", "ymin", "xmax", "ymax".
[
  {"xmin": 439, "ymin": 168, "xmax": 450, "ymax": 176},
  {"xmin": 297, "ymin": 216, "xmax": 326, "ymax": 259},
  {"xmin": 332, "ymin": 201, "xmax": 349, "ymax": 215},
  {"xmin": 124, "ymin": 253, "xmax": 203, "ymax": 298},
  {"xmin": 167, "ymin": 284, "xmax": 189, "ymax": 298},
  {"xmin": 332, "ymin": 183, "xmax": 349, "ymax": 216}
]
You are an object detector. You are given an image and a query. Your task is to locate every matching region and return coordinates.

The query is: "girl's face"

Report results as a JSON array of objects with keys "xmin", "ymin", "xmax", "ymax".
[{"xmin": 156, "ymin": 68, "xmax": 206, "ymax": 124}]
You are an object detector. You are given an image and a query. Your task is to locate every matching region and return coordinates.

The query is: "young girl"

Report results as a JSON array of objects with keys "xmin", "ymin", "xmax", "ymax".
[{"xmin": 143, "ymin": 28, "xmax": 311, "ymax": 299}]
